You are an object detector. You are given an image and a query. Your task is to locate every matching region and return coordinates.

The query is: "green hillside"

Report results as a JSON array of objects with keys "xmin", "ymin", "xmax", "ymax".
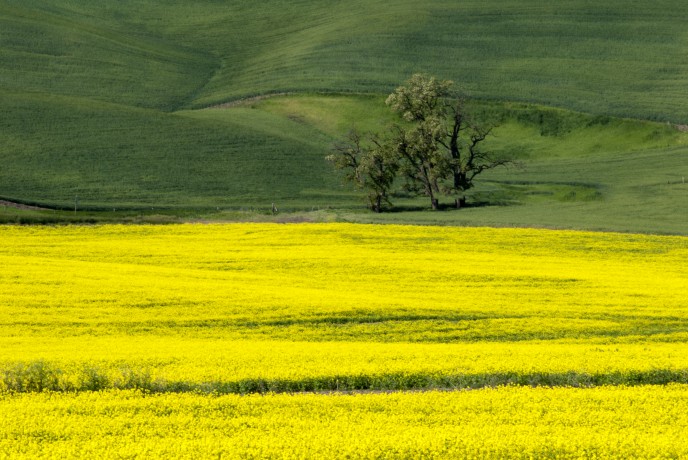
[
  {"xmin": 248, "ymin": 96, "xmax": 688, "ymax": 234},
  {"xmin": 4, "ymin": 0, "xmax": 688, "ymax": 118},
  {"xmin": 1, "ymin": 0, "xmax": 687, "ymax": 232}
]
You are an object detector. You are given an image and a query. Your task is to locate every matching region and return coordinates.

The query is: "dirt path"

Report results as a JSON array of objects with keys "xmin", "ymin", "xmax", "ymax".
[{"xmin": 0, "ymin": 200, "xmax": 49, "ymax": 211}]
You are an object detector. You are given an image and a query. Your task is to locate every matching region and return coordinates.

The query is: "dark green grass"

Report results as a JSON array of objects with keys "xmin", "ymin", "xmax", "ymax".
[
  {"xmin": 0, "ymin": 92, "xmax": 343, "ymax": 208},
  {"xmin": 0, "ymin": 1, "xmax": 214, "ymax": 111},
  {"xmin": 4, "ymin": 0, "xmax": 688, "ymax": 119},
  {"xmin": 1, "ymin": 1, "xmax": 687, "ymax": 232}
]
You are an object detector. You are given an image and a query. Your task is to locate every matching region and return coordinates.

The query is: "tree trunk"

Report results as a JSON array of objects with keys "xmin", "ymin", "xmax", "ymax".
[
  {"xmin": 373, "ymin": 196, "xmax": 382, "ymax": 213},
  {"xmin": 455, "ymin": 196, "xmax": 466, "ymax": 209},
  {"xmin": 431, "ymin": 198, "xmax": 439, "ymax": 210}
]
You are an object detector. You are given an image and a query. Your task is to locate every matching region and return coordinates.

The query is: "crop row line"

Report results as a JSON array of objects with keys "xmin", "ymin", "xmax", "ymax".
[{"xmin": 3, "ymin": 361, "xmax": 688, "ymax": 395}]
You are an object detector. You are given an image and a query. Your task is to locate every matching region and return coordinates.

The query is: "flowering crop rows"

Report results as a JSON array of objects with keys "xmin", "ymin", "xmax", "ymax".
[
  {"xmin": 1, "ymin": 224, "xmax": 686, "ymax": 457},
  {"xmin": 3, "ymin": 386, "xmax": 688, "ymax": 458}
]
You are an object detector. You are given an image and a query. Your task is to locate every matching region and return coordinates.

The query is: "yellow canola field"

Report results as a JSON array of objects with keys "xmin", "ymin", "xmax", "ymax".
[
  {"xmin": 0, "ymin": 223, "xmax": 687, "ymax": 392},
  {"xmin": 2, "ymin": 338, "xmax": 688, "ymax": 392},
  {"xmin": 2, "ymin": 223, "xmax": 688, "ymax": 457},
  {"xmin": 2, "ymin": 386, "xmax": 688, "ymax": 459},
  {"xmin": 1, "ymin": 223, "xmax": 686, "ymax": 342}
]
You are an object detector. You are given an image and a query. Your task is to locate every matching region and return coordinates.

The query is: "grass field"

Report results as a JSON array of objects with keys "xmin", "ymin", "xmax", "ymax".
[
  {"xmin": 1, "ymin": 223, "xmax": 687, "ymax": 457},
  {"xmin": 2, "ymin": 95, "xmax": 687, "ymax": 233},
  {"xmin": 4, "ymin": 0, "xmax": 688, "ymax": 119},
  {"xmin": 1, "ymin": 1, "xmax": 687, "ymax": 233}
]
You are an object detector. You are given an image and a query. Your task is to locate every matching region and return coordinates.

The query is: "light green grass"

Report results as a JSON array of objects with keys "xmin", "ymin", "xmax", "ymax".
[
  {"xmin": 1, "ymin": 93, "xmax": 686, "ymax": 233},
  {"xmin": 1, "ymin": 1, "xmax": 687, "ymax": 232},
  {"xmin": 251, "ymin": 96, "xmax": 688, "ymax": 234}
]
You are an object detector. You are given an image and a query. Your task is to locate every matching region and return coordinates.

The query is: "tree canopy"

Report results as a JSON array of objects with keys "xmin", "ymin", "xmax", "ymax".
[{"xmin": 329, "ymin": 74, "xmax": 511, "ymax": 211}]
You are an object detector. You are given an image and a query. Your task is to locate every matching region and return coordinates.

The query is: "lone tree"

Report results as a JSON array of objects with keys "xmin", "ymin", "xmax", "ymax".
[
  {"xmin": 386, "ymin": 74, "xmax": 510, "ymax": 209},
  {"xmin": 329, "ymin": 74, "xmax": 511, "ymax": 211}
]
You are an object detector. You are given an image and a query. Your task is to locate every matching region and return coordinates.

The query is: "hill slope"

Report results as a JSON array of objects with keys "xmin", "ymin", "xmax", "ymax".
[
  {"xmin": 0, "ymin": 0, "xmax": 687, "ymax": 232},
  {"xmin": 4, "ymin": 0, "xmax": 688, "ymax": 119}
]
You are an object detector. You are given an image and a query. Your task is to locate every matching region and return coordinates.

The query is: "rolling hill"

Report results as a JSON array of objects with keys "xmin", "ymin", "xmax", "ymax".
[{"xmin": 1, "ymin": 0, "xmax": 686, "ymax": 232}]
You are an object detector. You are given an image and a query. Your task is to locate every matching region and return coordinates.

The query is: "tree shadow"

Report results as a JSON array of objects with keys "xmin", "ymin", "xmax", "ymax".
[{"xmin": 386, "ymin": 199, "xmax": 517, "ymax": 213}]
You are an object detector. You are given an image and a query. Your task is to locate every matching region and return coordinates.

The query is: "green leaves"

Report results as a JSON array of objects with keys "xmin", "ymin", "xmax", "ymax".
[
  {"xmin": 385, "ymin": 73, "xmax": 454, "ymax": 122},
  {"xmin": 328, "ymin": 129, "xmax": 399, "ymax": 212},
  {"xmin": 330, "ymin": 74, "xmax": 512, "ymax": 211}
]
